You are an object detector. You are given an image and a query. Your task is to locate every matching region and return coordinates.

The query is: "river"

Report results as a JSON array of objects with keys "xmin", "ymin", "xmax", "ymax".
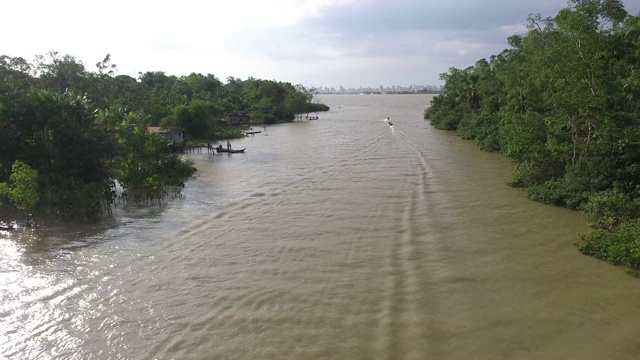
[{"xmin": 2, "ymin": 94, "xmax": 640, "ymax": 359}]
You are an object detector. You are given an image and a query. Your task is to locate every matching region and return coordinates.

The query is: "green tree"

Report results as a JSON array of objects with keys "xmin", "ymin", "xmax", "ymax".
[
  {"xmin": 97, "ymin": 108, "xmax": 195, "ymax": 203},
  {"xmin": 161, "ymin": 99, "xmax": 224, "ymax": 140},
  {"xmin": 138, "ymin": 71, "xmax": 186, "ymax": 123},
  {"xmin": 6, "ymin": 160, "xmax": 39, "ymax": 211},
  {"xmin": 35, "ymin": 51, "xmax": 87, "ymax": 93}
]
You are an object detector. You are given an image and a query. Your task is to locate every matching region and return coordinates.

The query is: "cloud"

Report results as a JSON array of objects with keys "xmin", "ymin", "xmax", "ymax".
[
  {"xmin": 3, "ymin": 0, "xmax": 640, "ymax": 88},
  {"xmin": 225, "ymin": 0, "xmax": 537, "ymax": 84},
  {"xmin": 226, "ymin": 0, "xmax": 640, "ymax": 87},
  {"xmin": 230, "ymin": 0, "xmax": 559, "ymax": 62}
]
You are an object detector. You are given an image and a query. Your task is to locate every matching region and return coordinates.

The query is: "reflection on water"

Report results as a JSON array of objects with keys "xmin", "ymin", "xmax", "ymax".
[{"xmin": 2, "ymin": 95, "xmax": 640, "ymax": 359}]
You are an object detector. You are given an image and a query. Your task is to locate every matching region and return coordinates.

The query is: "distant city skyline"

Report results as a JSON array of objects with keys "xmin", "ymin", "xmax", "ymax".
[{"xmin": 313, "ymin": 84, "xmax": 442, "ymax": 94}]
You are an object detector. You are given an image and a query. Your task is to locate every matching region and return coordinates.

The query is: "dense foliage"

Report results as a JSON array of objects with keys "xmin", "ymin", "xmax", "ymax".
[
  {"xmin": 424, "ymin": 0, "xmax": 640, "ymax": 271},
  {"xmin": 0, "ymin": 52, "xmax": 328, "ymax": 220}
]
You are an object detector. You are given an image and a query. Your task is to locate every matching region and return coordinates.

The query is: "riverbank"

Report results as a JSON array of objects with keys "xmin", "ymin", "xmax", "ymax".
[{"xmin": 423, "ymin": 2, "xmax": 640, "ymax": 273}]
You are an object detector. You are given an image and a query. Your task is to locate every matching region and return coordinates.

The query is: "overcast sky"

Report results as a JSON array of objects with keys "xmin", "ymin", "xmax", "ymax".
[{"xmin": 3, "ymin": 0, "xmax": 640, "ymax": 89}]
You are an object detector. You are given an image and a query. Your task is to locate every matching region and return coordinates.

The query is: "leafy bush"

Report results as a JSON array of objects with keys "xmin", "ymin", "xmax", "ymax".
[
  {"xmin": 7, "ymin": 161, "xmax": 39, "ymax": 211},
  {"xmin": 456, "ymin": 114, "xmax": 476, "ymax": 140},
  {"xmin": 578, "ymin": 221, "xmax": 640, "ymax": 269},
  {"xmin": 527, "ymin": 182, "xmax": 566, "ymax": 206},
  {"xmin": 509, "ymin": 161, "xmax": 561, "ymax": 188},
  {"xmin": 210, "ymin": 127, "xmax": 244, "ymax": 140},
  {"xmin": 526, "ymin": 163, "xmax": 613, "ymax": 209},
  {"xmin": 430, "ymin": 112, "xmax": 464, "ymax": 130},
  {"xmin": 424, "ymin": 96, "xmax": 467, "ymax": 131},
  {"xmin": 581, "ymin": 188, "xmax": 640, "ymax": 230},
  {"xmin": 527, "ymin": 177, "xmax": 589, "ymax": 209}
]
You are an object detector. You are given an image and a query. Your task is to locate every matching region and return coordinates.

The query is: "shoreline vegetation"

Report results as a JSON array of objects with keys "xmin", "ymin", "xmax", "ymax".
[
  {"xmin": 424, "ymin": 0, "xmax": 640, "ymax": 273},
  {"xmin": 0, "ymin": 52, "xmax": 329, "ymax": 222}
]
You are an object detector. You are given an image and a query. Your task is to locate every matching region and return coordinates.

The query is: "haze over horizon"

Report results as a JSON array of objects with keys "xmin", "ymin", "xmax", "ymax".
[{"xmin": 4, "ymin": 0, "xmax": 640, "ymax": 89}]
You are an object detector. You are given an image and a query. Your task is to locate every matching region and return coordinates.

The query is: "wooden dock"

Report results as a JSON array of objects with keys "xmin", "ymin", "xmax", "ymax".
[{"xmin": 171, "ymin": 145, "xmax": 206, "ymax": 154}]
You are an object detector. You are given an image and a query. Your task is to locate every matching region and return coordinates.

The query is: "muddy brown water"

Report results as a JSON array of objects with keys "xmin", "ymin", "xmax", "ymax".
[{"xmin": 2, "ymin": 94, "xmax": 640, "ymax": 359}]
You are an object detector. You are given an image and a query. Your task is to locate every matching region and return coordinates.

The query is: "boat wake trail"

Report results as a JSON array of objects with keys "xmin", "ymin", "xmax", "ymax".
[{"xmin": 375, "ymin": 127, "xmax": 455, "ymax": 358}]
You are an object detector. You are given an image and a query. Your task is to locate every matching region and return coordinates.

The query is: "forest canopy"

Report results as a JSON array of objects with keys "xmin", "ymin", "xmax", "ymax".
[
  {"xmin": 424, "ymin": 0, "xmax": 640, "ymax": 271},
  {"xmin": 0, "ymin": 51, "xmax": 329, "ymax": 220}
]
